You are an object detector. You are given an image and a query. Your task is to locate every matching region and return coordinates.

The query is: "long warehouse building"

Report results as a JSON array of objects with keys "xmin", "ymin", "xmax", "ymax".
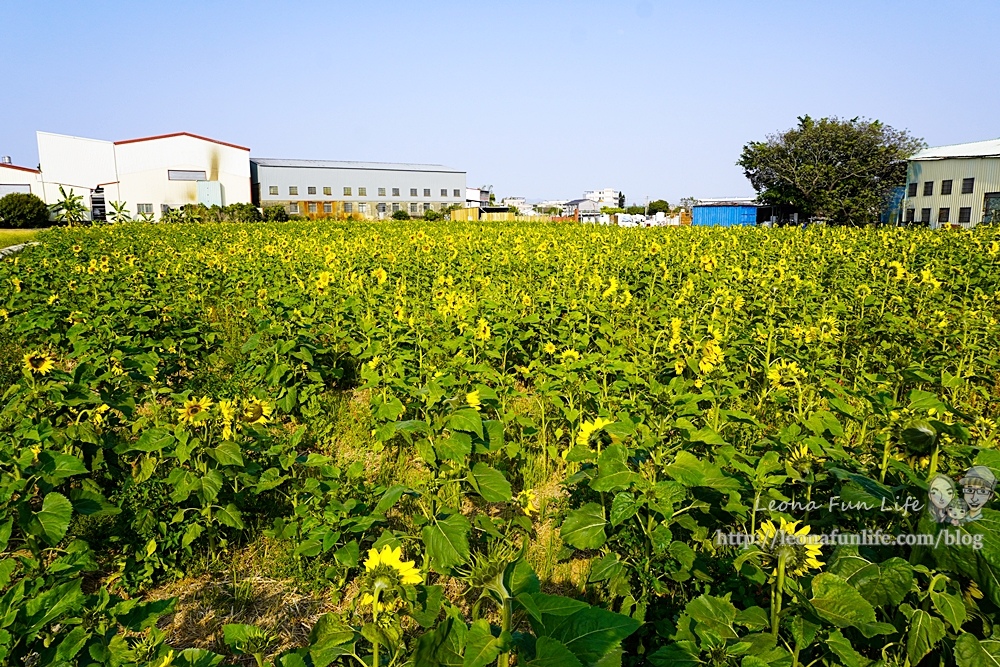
[{"xmin": 250, "ymin": 158, "xmax": 466, "ymax": 219}]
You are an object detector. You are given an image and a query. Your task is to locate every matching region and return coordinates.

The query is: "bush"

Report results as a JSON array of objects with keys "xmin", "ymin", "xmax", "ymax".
[
  {"xmin": 391, "ymin": 209, "xmax": 410, "ymax": 220},
  {"xmin": 0, "ymin": 192, "xmax": 50, "ymax": 228},
  {"xmin": 262, "ymin": 205, "xmax": 289, "ymax": 222},
  {"xmin": 224, "ymin": 203, "xmax": 263, "ymax": 223},
  {"xmin": 423, "ymin": 209, "xmax": 443, "ymax": 221}
]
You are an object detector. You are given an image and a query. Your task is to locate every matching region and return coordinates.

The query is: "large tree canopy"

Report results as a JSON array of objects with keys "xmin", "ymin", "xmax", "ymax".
[{"xmin": 738, "ymin": 116, "xmax": 924, "ymax": 225}]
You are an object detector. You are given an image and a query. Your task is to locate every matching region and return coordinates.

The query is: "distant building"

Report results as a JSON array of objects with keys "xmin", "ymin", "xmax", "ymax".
[
  {"xmin": 584, "ymin": 188, "xmax": 621, "ymax": 208},
  {"xmin": 903, "ymin": 138, "xmax": 1000, "ymax": 228},
  {"xmin": 563, "ymin": 198, "xmax": 602, "ymax": 218},
  {"xmin": 4, "ymin": 131, "xmax": 252, "ymax": 221},
  {"xmin": 251, "ymin": 158, "xmax": 465, "ymax": 218},
  {"xmin": 466, "ymin": 186, "xmax": 491, "ymax": 209},
  {"xmin": 500, "ymin": 196, "xmax": 535, "ymax": 215}
]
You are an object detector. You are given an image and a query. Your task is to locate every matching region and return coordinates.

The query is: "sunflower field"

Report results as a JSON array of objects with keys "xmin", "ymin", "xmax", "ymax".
[{"xmin": 2, "ymin": 220, "xmax": 1000, "ymax": 666}]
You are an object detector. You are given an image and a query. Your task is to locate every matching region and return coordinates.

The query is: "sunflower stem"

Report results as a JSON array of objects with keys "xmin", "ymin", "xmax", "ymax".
[{"xmin": 771, "ymin": 553, "xmax": 787, "ymax": 638}]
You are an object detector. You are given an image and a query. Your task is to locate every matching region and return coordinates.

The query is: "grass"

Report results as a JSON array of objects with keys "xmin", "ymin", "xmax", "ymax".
[{"xmin": 0, "ymin": 228, "xmax": 44, "ymax": 247}]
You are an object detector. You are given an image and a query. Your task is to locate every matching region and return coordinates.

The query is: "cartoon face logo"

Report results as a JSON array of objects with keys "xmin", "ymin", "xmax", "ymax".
[{"xmin": 929, "ymin": 466, "xmax": 996, "ymax": 525}]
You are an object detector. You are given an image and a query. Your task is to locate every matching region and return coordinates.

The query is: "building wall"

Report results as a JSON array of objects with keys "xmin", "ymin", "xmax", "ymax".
[
  {"xmin": 904, "ymin": 157, "xmax": 1000, "ymax": 227},
  {"xmin": 114, "ymin": 135, "xmax": 250, "ymax": 216},
  {"xmin": 0, "ymin": 165, "xmax": 43, "ymax": 197},
  {"xmin": 36, "ymin": 132, "xmax": 117, "ymax": 209},
  {"xmin": 692, "ymin": 205, "xmax": 757, "ymax": 227},
  {"xmin": 254, "ymin": 163, "xmax": 465, "ymax": 218}
]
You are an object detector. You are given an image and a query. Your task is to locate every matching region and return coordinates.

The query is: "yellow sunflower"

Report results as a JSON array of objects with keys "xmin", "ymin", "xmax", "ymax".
[
  {"xmin": 241, "ymin": 397, "xmax": 273, "ymax": 425},
  {"xmin": 466, "ymin": 390, "xmax": 482, "ymax": 411},
  {"xmin": 518, "ymin": 489, "xmax": 539, "ymax": 517},
  {"xmin": 756, "ymin": 517, "xmax": 823, "ymax": 578},
  {"xmin": 178, "ymin": 396, "xmax": 213, "ymax": 424},
  {"xmin": 23, "ymin": 351, "xmax": 56, "ymax": 375},
  {"xmin": 364, "ymin": 545, "xmax": 422, "ymax": 585},
  {"xmin": 577, "ymin": 417, "xmax": 614, "ymax": 448}
]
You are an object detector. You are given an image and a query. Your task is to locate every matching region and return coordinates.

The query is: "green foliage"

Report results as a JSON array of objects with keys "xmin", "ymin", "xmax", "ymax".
[
  {"xmin": 0, "ymin": 192, "xmax": 50, "ymax": 229},
  {"xmin": 262, "ymin": 205, "xmax": 289, "ymax": 222},
  {"xmin": 392, "ymin": 209, "xmax": 411, "ymax": 220},
  {"xmin": 423, "ymin": 209, "xmax": 443, "ymax": 221},
  {"xmin": 738, "ymin": 115, "xmax": 925, "ymax": 224},
  {"xmin": 647, "ymin": 199, "xmax": 671, "ymax": 215},
  {"xmin": 49, "ymin": 185, "xmax": 88, "ymax": 226}
]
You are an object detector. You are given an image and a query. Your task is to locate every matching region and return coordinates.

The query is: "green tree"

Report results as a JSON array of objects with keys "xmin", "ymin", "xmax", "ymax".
[
  {"xmin": 618, "ymin": 192, "xmax": 626, "ymax": 208},
  {"xmin": 647, "ymin": 199, "xmax": 671, "ymax": 215},
  {"xmin": 423, "ymin": 209, "xmax": 443, "ymax": 221},
  {"xmin": 391, "ymin": 209, "xmax": 411, "ymax": 220},
  {"xmin": 0, "ymin": 192, "xmax": 50, "ymax": 228},
  {"xmin": 224, "ymin": 203, "xmax": 262, "ymax": 223},
  {"xmin": 738, "ymin": 116, "xmax": 924, "ymax": 225},
  {"xmin": 625, "ymin": 205, "xmax": 645, "ymax": 215},
  {"xmin": 50, "ymin": 186, "xmax": 88, "ymax": 226},
  {"xmin": 108, "ymin": 201, "xmax": 132, "ymax": 223}
]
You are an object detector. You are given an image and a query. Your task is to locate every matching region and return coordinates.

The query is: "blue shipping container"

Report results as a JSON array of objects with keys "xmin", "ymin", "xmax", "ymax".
[{"xmin": 692, "ymin": 205, "xmax": 757, "ymax": 227}]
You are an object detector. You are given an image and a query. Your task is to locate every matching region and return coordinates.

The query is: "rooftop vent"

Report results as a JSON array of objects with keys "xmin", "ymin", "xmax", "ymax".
[{"xmin": 0, "ymin": 156, "xmax": 11, "ymax": 165}]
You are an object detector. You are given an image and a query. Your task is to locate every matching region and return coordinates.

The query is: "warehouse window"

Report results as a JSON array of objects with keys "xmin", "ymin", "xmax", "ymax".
[
  {"xmin": 410, "ymin": 203, "xmax": 418, "ymax": 213},
  {"xmin": 378, "ymin": 187, "xmax": 386, "ymax": 196},
  {"xmin": 441, "ymin": 188, "xmax": 448, "ymax": 197},
  {"xmin": 423, "ymin": 203, "xmax": 431, "ymax": 212},
  {"xmin": 308, "ymin": 186, "xmax": 316, "ymax": 195},
  {"xmin": 344, "ymin": 187, "xmax": 352, "ymax": 196},
  {"xmin": 941, "ymin": 180, "xmax": 953, "ymax": 195},
  {"xmin": 167, "ymin": 169, "xmax": 206, "ymax": 181},
  {"xmin": 423, "ymin": 188, "xmax": 431, "ymax": 197},
  {"xmin": 962, "ymin": 178, "xmax": 975, "ymax": 194},
  {"xmin": 323, "ymin": 187, "xmax": 331, "ymax": 196},
  {"xmin": 454, "ymin": 189, "xmax": 461, "ymax": 198},
  {"xmin": 923, "ymin": 182, "xmax": 933, "ymax": 196},
  {"xmin": 268, "ymin": 185, "xmax": 278, "ymax": 196},
  {"xmin": 359, "ymin": 187, "xmax": 367, "ymax": 196},
  {"xmin": 959, "ymin": 207, "xmax": 972, "ymax": 223},
  {"xmin": 377, "ymin": 203, "xmax": 386, "ymax": 213},
  {"xmin": 907, "ymin": 183, "xmax": 917, "ymax": 198},
  {"xmin": 289, "ymin": 186, "xmax": 298, "ymax": 196},
  {"xmin": 938, "ymin": 208, "xmax": 950, "ymax": 223},
  {"xmin": 290, "ymin": 203, "xmax": 299, "ymax": 214},
  {"xmin": 308, "ymin": 202, "xmax": 317, "ymax": 213},
  {"xmin": 920, "ymin": 208, "xmax": 931, "ymax": 224},
  {"xmin": 344, "ymin": 203, "xmax": 353, "ymax": 214},
  {"xmin": 161, "ymin": 204, "xmax": 170, "ymax": 217},
  {"xmin": 323, "ymin": 202, "xmax": 332, "ymax": 214},
  {"xmin": 392, "ymin": 203, "xmax": 400, "ymax": 212},
  {"xmin": 137, "ymin": 203, "xmax": 153, "ymax": 215},
  {"xmin": 905, "ymin": 209, "xmax": 915, "ymax": 223},
  {"xmin": 392, "ymin": 188, "xmax": 400, "ymax": 196},
  {"xmin": 410, "ymin": 188, "xmax": 418, "ymax": 196},
  {"xmin": 359, "ymin": 203, "xmax": 368, "ymax": 214}
]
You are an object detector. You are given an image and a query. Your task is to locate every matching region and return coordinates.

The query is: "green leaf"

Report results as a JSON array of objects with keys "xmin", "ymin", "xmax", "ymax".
[
  {"xmin": 29, "ymin": 492, "xmax": 73, "ymax": 545},
  {"xmin": 437, "ymin": 433, "xmax": 473, "ymax": 462},
  {"xmin": 826, "ymin": 629, "xmax": 871, "ymax": 667},
  {"xmin": 930, "ymin": 585, "xmax": 967, "ymax": 632},
  {"xmin": 215, "ymin": 504, "xmax": 245, "ymax": 529},
  {"xmin": 525, "ymin": 599, "xmax": 640, "ymax": 666},
  {"xmin": 809, "ymin": 573, "xmax": 877, "ymax": 630},
  {"xmin": 589, "ymin": 553, "xmax": 624, "ymax": 583},
  {"xmin": 173, "ymin": 648, "xmax": 225, "ymax": 667},
  {"xmin": 422, "ymin": 513, "xmax": 471, "ymax": 572},
  {"xmin": 470, "ymin": 463, "xmax": 512, "ymax": 502},
  {"xmin": 527, "ymin": 637, "xmax": 585, "ymax": 667},
  {"xmin": 590, "ymin": 444, "xmax": 641, "ymax": 492},
  {"xmin": 463, "ymin": 619, "xmax": 503, "ymax": 667},
  {"xmin": 906, "ymin": 610, "xmax": 945, "ymax": 666},
  {"xmin": 954, "ymin": 633, "xmax": 1000, "ymax": 667},
  {"xmin": 647, "ymin": 641, "xmax": 701, "ymax": 667},
  {"xmin": 128, "ymin": 427, "xmax": 174, "ymax": 452},
  {"xmin": 209, "ymin": 441, "xmax": 244, "ymax": 467},
  {"xmin": 686, "ymin": 594, "xmax": 738, "ymax": 639},
  {"xmin": 449, "ymin": 409, "xmax": 484, "ymax": 439},
  {"xmin": 36, "ymin": 451, "xmax": 88, "ymax": 480},
  {"xmin": 609, "ymin": 493, "xmax": 639, "ymax": 527},
  {"xmin": 664, "ymin": 451, "xmax": 741, "ymax": 491},
  {"xmin": 560, "ymin": 503, "xmax": 607, "ymax": 550},
  {"xmin": 844, "ymin": 557, "xmax": 913, "ymax": 607}
]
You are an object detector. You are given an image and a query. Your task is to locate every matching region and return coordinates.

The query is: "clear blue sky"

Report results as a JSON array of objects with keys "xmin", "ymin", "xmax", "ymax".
[{"xmin": 5, "ymin": 1, "xmax": 999, "ymax": 204}]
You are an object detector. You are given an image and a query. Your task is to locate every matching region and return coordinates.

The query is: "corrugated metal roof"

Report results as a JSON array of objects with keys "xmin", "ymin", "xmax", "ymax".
[
  {"xmin": 251, "ymin": 157, "xmax": 464, "ymax": 173},
  {"xmin": 114, "ymin": 132, "xmax": 250, "ymax": 152},
  {"xmin": 911, "ymin": 138, "xmax": 1000, "ymax": 160},
  {"xmin": 0, "ymin": 163, "xmax": 40, "ymax": 174}
]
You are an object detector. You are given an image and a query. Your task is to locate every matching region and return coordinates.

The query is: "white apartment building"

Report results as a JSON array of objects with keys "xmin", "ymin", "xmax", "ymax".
[{"xmin": 584, "ymin": 188, "xmax": 622, "ymax": 208}]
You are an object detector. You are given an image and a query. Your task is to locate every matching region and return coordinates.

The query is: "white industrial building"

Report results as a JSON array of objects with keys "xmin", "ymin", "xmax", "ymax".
[
  {"xmin": 465, "ymin": 186, "xmax": 491, "ymax": 209},
  {"xmin": 251, "ymin": 158, "xmax": 466, "ymax": 218},
  {"xmin": 0, "ymin": 131, "xmax": 251, "ymax": 221},
  {"xmin": 903, "ymin": 138, "xmax": 1000, "ymax": 228}
]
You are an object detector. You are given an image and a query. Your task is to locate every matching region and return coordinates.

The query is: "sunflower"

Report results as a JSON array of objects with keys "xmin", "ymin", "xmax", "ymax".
[
  {"xmin": 577, "ymin": 417, "xmax": 614, "ymax": 448},
  {"xmin": 518, "ymin": 489, "xmax": 539, "ymax": 517},
  {"xmin": 543, "ymin": 342, "xmax": 556, "ymax": 355},
  {"xmin": 756, "ymin": 518, "xmax": 823, "ymax": 578},
  {"xmin": 767, "ymin": 359, "xmax": 806, "ymax": 390},
  {"xmin": 466, "ymin": 390, "xmax": 482, "ymax": 411},
  {"xmin": 23, "ymin": 351, "xmax": 56, "ymax": 375},
  {"xmin": 218, "ymin": 399, "xmax": 236, "ymax": 439},
  {"xmin": 364, "ymin": 545, "xmax": 422, "ymax": 586},
  {"xmin": 241, "ymin": 397, "xmax": 273, "ymax": 425},
  {"xmin": 787, "ymin": 443, "xmax": 823, "ymax": 477},
  {"xmin": 178, "ymin": 396, "xmax": 213, "ymax": 424}
]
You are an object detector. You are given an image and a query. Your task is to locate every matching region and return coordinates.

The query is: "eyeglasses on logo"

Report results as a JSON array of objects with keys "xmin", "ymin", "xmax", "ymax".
[{"xmin": 928, "ymin": 466, "xmax": 996, "ymax": 526}]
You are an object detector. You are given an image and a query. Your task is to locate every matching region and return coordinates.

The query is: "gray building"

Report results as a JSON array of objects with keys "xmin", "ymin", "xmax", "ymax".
[
  {"xmin": 903, "ymin": 138, "xmax": 1000, "ymax": 228},
  {"xmin": 250, "ymin": 158, "xmax": 466, "ymax": 218}
]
